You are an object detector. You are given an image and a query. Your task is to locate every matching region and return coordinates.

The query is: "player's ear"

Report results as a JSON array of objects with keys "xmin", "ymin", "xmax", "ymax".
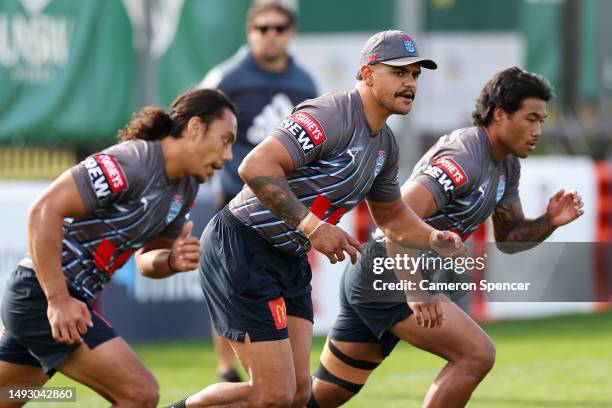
[
  {"xmin": 185, "ymin": 116, "xmax": 207, "ymax": 140},
  {"xmin": 493, "ymin": 107, "xmax": 506, "ymax": 125},
  {"xmin": 361, "ymin": 65, "xmax": 374, "ymax": 86}
]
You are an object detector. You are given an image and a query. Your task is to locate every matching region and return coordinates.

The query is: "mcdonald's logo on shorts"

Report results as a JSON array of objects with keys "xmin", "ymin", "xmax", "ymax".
[{"xmin": 267, "ymin": 297, "xmax": 287, "ymax": 330}]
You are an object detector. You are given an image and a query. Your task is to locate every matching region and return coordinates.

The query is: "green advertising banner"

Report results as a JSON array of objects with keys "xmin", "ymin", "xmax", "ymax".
[
  {"xmin": 156, "ymin": 0, "xmax": 249, "ymax": 107},
  {"xmin": 0, "ymin": 0, "xmax": 136, "ymax": 146}
]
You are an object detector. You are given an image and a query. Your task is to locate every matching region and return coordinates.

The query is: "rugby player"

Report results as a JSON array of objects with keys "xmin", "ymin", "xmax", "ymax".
[
  {"xmin": 198, "ymin": 1, "xmax": 316, "ymax": 383},
  {"xmin": 0, "ymin": 89, "xmax": 237, "ymax": 407},
  {"xmin": 167, "ymin": 30, "xmax": 465, "ymax": 408},
  {"xmin": 309, "ymin": 67, "xmax": 584, "ymax": 408}
]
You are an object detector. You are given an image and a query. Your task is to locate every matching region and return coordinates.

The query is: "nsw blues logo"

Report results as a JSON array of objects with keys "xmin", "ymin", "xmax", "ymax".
[
  {"xmin": 167, "ymin": 194, "xmax": 184, "ymax": 223},
  {"xmin": 374, "ymin": 151, "xmax": 386, "ymax": 177},
  {"xmin": 496, "ymin": 175, "xmax": 506, "ymax": 203},
  {"xmin": 403, "ymin": 36, "xmax": 415, "ymax": 54}
]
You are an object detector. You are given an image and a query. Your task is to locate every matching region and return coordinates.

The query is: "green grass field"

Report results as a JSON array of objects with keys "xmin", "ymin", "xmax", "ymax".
[{"xmin": 29, "ymin": 310, "xmax": 612, "ymax": 407}]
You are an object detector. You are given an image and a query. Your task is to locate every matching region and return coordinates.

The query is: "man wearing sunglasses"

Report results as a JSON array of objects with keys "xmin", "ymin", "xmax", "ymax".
[{"xmin": 198, "ymin": 1, "xmax": 316, "ymax": 384}]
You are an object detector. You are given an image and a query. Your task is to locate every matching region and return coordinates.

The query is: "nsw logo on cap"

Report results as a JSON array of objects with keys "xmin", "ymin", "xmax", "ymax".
[{"xmin": 403, "ymin": 35, "xmax": 416, "ymax": 54}]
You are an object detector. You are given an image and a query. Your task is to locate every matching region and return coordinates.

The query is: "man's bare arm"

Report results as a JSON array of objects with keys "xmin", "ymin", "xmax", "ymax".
[
  {"xmin": 239, "ymin": 137, "xmax": 308, "ymax": 228},
  {"xmin": 492, "ymin": 201, "xmax": 555, "ymax": 253},
  {"xmin": 239, "ymin": 136, "xmax": 363, "ymax": 264}
]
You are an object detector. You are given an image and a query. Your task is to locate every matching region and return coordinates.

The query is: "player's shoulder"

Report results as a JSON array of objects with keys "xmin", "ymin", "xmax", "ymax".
[
  {"xmin": 101, "ymin": 139, "xmax": 162, "ymax": 178},
  {"xmin": 433, "ymin": 126, "xmax": 487, "ymax": 161},
  {"xmin": 294, "ymin": 90, "xmax": 351, "ymax": 115},
  {"xmin": 422, "ymin": 127, "xmax": 488, "ymax": 183},
  {"xmin": 103, "ymin": 139, "xmax": 151, "ymax": 158}
]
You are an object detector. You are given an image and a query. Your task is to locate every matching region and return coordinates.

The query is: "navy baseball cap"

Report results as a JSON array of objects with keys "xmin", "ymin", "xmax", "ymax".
[{"xmin": 360, "ymin": 30, "xmax": 437, "ymax": 70}]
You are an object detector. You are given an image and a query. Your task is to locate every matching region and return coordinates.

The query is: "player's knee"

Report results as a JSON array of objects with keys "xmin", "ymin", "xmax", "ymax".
[
  {"xmin": 131, "ymin": 384, "xmax": 159, "ymax": 408},
  {"xmin": 462, "ymin": 339, "xmax": 496, "ymax": 379},
  {"xmin": 118, "ymin": 374, "xmax": 159, "ymax": 407}
]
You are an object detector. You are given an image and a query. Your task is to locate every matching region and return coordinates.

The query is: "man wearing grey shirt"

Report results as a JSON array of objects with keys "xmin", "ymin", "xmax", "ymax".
[
  {"xmin": 198, "ymin": 3, "xmax": 317, "ymax": 382},
  {"xmin": 310, "ymin": 67, "xmax": 584, "ymax": 408},
  {"xmin": 0, "ymin": 89, "xmax": 237, "ymax": 407},
  {"xmin": 168, "ymin": 31, "xmax": 465, "ymax": 408}
]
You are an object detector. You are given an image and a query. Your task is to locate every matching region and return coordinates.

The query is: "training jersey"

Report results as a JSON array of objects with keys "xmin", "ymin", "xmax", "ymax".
[
  {"xmin": 22, "ymin": 139, "xmax": 198, "ymax": 302},
  {"xmin": 200, "ymin": 46, "xmax": 317, "ymax": 199},
  {"xmin": 229, "ymin": 89, "xmax": 401, "ymax": 257},
  {"xmin": 409, "ymin": 126, "xmax": 521, "ymax": 239}
]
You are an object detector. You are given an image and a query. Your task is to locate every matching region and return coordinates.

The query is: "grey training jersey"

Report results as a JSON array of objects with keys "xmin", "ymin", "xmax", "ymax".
[
  {"xmin": 410, "ymin": 126, "xmax": 520, "ymax": 239},
  {"xmin": 230, "ymin": 89, "xmax": 401, "ymax": 257},
  {"xmin": 24, "ymin": 140, "xmax": 198, "ymax": 302}
]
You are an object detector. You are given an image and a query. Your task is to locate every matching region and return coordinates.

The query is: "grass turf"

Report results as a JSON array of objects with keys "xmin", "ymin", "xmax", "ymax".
[{"xmin": 28, "ymin": 310, "xmax": 612, "ymax": 407}]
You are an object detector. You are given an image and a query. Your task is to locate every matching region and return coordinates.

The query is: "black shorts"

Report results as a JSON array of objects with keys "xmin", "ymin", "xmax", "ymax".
[
  {"xmin": 328, "ymin": 241, "xmax": 413, "ymax": 357},
  {"xmin": 199, "ymin": 207, "xmax": 313, "ymax": 343},
  {"xmin": 0, "ymin": 267, "xmax": 117, "ymax": 376}
]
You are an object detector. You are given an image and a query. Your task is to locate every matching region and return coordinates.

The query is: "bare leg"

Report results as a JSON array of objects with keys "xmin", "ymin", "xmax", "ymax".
[
  {"xmin": 390, "ymin": 302, "xmax": 496, "ymax": 408},
  {"xmin": 311, "ymin": 340, "xmax": 383, "ymax": 407},
  {"xmin": 0, "ymin": 361, "xmax": 48, "ymax": 408},
  {"xmin": 211, "ymin": 325, "xmax": 241, "ymax": 381},
  {"xmin": 286, "ymin": 316, "xmax": 313, "ymax": 408},
  {"xmin": 57, "ymin": 337, "xmax": 159, "ymax": 408},
  {"xmin": 185, "ymin": 334, "xmax": 296, "ymax": 408}
]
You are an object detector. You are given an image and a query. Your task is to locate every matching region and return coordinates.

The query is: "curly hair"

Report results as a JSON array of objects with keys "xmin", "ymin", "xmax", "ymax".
[{"xmin": 472, "ymin": 67, "xmax": 554, "ymax": 127}]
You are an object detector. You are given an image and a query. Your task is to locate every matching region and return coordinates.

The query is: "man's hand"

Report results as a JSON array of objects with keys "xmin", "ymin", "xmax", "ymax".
[
  {"xmin": 546, "ymin": 189, "xmax": 584, "ymax": 227},
  {"xmin": 429, "ymin": 230, "xmax": 466, "ymax": 257},
  {"xmin": 47, "ymin": 294, "xmax": 93, "ymax": 345},
  {"xmin": 169, "ymin": 221, "xmax": 201, "ymax": 272},
  {"xmin": 309, "ymin": 223, "xmax": 365, "ymax": 264},
  {"xmin": 408, "ymin": 296, "xmax": 445, "ymax": 328}
]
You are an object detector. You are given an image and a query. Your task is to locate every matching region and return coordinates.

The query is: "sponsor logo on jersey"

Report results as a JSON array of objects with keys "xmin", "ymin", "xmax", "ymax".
[
  {"xmin": 281, "ymin": 111, "xmax": 326, "ymax": 153},
  {"xmin": 403, "ymin": 35, "xmax": 415, "ymax": 53},
  {"xmin": 167, "ymin": 195, "xmax": 184, "ymax": 223},
  {"xmin": 267, "ymin": 297, "xmax": 287, "ymax": 330},
  {"xmin": 424, "ymin": 156, "xmax": 468, "ymax": 192},
  {"xmin": 346, "ymin": 146, "xmax": 362, "ymax": 165},
  {"xmin": 374, "ymin": 150, "xmax": 386, "ymax": 177},
  {"xmin": 84, "ymin": 154, "xmax": 127, "ymax": 198},
  {"xmin": 496, "ymin": 175, "xmax": 506, "ymax": 203}
]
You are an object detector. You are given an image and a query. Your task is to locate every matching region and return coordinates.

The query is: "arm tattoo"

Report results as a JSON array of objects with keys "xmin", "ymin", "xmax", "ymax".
[
  {"xmin": 248, "ymin": 175, "xmax": 309, "ymax": 228},
  {"xmin": 492, "ymin": 202, "xmax": 556, "ymax": 252}
]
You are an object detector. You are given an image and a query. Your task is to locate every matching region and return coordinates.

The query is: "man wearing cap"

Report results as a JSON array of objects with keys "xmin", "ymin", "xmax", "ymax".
[
  {"xmin": 198, "ymin": 0, "xmax": 317, "ymax": 384},
  {"xmin": 308, "ymin": 67, "xmax": 584, "ymax": 408},
  {"xmin": 164, "ymin": 30, "xmax": 460, "ymax": 408}
]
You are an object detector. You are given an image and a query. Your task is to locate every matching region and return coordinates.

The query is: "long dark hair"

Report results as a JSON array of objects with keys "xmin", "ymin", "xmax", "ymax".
[
  {"xmin": 118, "ymin": 88, "xmax": 237, "ymax": 142},
  {"xmin": 472, "ymin": 67, "xmax": 554, "ymax": 127}
]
